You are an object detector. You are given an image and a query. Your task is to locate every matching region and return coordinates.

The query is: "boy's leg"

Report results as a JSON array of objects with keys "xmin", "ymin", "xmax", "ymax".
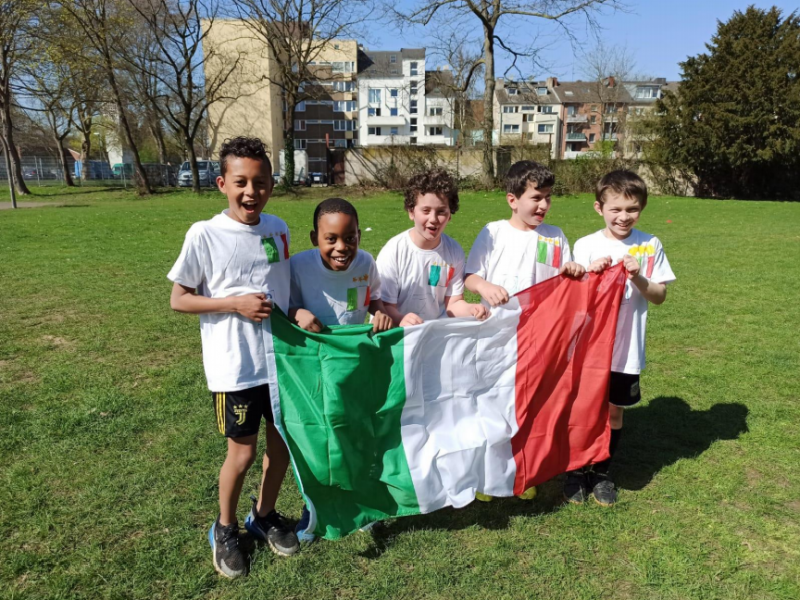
[
  {"xmin": 255, "ymin": 422, "xmax": 291, "ymax": 516},
  {"xmin": 219, "ymin": 434, "xmax": 259, "ymax": 525}
]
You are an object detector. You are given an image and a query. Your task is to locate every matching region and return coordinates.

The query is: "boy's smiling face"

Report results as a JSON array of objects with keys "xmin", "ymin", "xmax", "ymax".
[
  {"xmin": 217, "ymin": 156, "xmax": 273, "ymax": 225},
  {"xmin": 311, "ymin": 212, "xmax": 360, "ymax": 271},
  {"xmin": 408, "ymin": 192, "xmax": 451, "ymax": 248},
  {"xmin": 596, "ymin": 192, "xmax": 642, "ymax": 240},
  {"xmin": 508, "ymin": 182, "xmax": 552, "ymax": 231}
]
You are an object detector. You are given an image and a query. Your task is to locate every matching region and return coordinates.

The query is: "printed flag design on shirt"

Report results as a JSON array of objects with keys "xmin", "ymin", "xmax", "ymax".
[
  {"xmin": 428, "ymin": 264, "xmax": 456, "ymax": 288},
  {"xmin": 629, "ymin": 243, "xmax": 655, "ymax": 278},
  {"xmin": 536, "ymin": 236, "xmax": 562, "ymax": 268},
  {"xmin": 346, "ymin": 275, "xmax": 370, "ymax": 311},
  {"xmin": 261, "ymin": 233, "xmax": 289, "ymax": 264},
  {"xmin": 264, "ymin": 265, "xmax": 627, "ymax": 540}
]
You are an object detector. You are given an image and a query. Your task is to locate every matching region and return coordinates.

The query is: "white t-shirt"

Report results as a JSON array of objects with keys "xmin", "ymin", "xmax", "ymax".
[
  {"xmin": 573, "ymin": 229, "xmax": 676, "ymax": 375},
  {"xmin": 289, "ymin": 249, "xmax": 381, "ymax": 327},
  {"xmin": 376, "ymin": 230, "xmax": 466, "ymax": 321},
  {"xmin": 465, "ymin": 220, "xmax": 573, "ymax": 307},
  {"xmin": 167, "ymin": 210, "xmax": 291, "ymax": 392}
]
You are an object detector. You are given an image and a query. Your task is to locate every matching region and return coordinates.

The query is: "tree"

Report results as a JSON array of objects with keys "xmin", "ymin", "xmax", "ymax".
[
  {"xmin": 230, "ymin": 0, "xmax": 371, "ymax": 187},
  {"xmin": 655, "ymin": 6, "xmax": 800, "ymax": 199},
  {"xmin": 396, "ymin": 0, "xmax": 624, "ymax": 186},
  {"xmin": 0, "ymin": 0, "xmax": 36, "ymax": 199},
  {"xmin": 126, "ymin": 0, "xmax": 242, "ymax": 192},
  {"xmin": 58, "ymin": 0, "xmax": 152, "ymax": 194}
]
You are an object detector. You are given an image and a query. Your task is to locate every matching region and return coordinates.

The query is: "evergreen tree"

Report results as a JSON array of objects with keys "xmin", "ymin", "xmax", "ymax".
[{"xmin": 656, "ymin": 6, "xmax": 800, "ymax": 200}]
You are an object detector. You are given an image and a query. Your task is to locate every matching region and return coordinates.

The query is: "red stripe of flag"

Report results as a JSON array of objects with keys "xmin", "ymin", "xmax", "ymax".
[
  {"xmin": 446, "ymin": 266, "xmax": 455, "ymax": 287},
  {"xmin": 364, "ymin": 286, "xmax": 371, "ymax": 306},
  {"xmin": 646, "ymin": 255, "xmax": 654, "ymax": 278},
  {"xmin": 552, "ymin": 244, "xmax": 561, "ymax": 269},
  {"xmin": 281, "ymin": 233, "xmax": 290, "ymax": 259},
  {"xmin": 510, "ymin": 264, "xmax": 626, "ymax": 495}
]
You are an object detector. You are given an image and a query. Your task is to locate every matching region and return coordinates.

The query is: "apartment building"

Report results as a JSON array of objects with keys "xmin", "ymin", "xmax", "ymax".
[
  {"xmin": 493, "ymin": 77, "xmax": 562, "ymax": 158},
  {"xmin": 358, "ymin": 49, "xmax": 455, "ymax": 146}
]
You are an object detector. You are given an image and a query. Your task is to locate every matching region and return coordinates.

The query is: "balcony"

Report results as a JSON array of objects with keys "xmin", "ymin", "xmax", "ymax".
[
  {"xmin": 566, "ymin": 132, "xmax": 587, "ymax": 141},
  {"xmin": 367, "ymin": 114, "xmax": 406, "ymax": 126},
  {"xmin": 566, "ymin": 113, "xmax": 588, "ymax": 123},
  {"xmin": 425, "ymin": 114, "xmax": 447, "ymax": 125}
]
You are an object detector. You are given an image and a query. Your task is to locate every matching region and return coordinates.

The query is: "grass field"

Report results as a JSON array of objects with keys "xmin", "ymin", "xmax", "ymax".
[{"xmin": 1, "ymin": 185, "xmax": 799, "ymax": 600}]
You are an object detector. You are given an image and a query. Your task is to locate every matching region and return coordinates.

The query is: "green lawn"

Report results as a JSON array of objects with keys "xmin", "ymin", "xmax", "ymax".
[{"xmin": 1, "ymin": 186, "xmax": 799, "ymax": 600}]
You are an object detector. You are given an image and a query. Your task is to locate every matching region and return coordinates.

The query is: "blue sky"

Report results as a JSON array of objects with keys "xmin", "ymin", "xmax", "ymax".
[{"xmin": 365, "ymin": 1, "xmax": 798, "ymax": 82}]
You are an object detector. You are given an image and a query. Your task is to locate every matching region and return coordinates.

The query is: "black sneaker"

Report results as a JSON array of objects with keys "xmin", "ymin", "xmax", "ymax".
[
  {"xmin": 208, "ymin": 518, "xmax": 247, "ymax": 578},
  {"xmin": 563, "ymin": 468, "xmax": 588, "ymax": 504},
  {"xmin": 589, "ymin": 470, "xmax": 617, "ymax": 507},
  {"xmin": 244, "ymin": 497, "xmax": 300, "ymax": 556}
]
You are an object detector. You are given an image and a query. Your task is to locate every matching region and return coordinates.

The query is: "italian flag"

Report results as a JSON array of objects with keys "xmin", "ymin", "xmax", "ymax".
[{"xmin": 265, "ymin": 265, "xmax": 626, "ymax": 539}]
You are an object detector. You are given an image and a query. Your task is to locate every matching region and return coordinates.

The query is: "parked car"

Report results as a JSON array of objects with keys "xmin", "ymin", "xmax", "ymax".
[
  {"xmin": 309, "ymin": 172, "xmax": 327, "ymax": 185},
  {"xmin": 74, "ymin": 160, "xmax": 114, "ymax": 180},
  {"xmin": 177, "ymin": 160, "xmax": 217, "ymax": 188},
  {"xmin": 22, "ymin": 167, "xmax": 38, "ymax": 180},
  {"xmin": 112, "ymin": 163, "xmax": 134, "ymax": 179}
]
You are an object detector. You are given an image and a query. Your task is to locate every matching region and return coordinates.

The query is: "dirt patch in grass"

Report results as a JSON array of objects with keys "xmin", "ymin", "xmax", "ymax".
[{"xmin": 41, "ymin": 335, "xmax": 74, "ymax": 350}]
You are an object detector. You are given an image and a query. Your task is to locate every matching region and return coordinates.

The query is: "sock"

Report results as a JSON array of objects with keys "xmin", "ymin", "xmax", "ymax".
[{"xmin": 594, "ymin": 428, "xmax": 622, "ymax": 475}]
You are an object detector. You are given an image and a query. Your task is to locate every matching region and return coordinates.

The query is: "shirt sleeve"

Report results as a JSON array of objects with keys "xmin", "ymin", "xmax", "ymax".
[
  {"xmin": 375, "ymin": 241, "xmax": 399, "ymax": 304},
  {"xmin": 167, "ymin": 223, "xmax": 205, "ymax": 289},
  {"xmin": 572, "ymin": 237, "xmax": 590, "ymax": 268},
  {"xmin": 560, "ymin": 233, "xmax": 573, "ymax": 264},
  {"xmin": 649, "ymin": 237, "xmax": 676, "ymax": 284},
  {"xmin": 465, "ymin": 227, "xmax": 491, "ymax": 278},
  {"xmin": 289, "ymin": 256, "xmax": 303, "ymax": 309},
  {"xmin": 446, "ymin": 243, "xmax": 466, "ymax": 297},
  {"xmin": 368, "ymin": 254, "xmax": 382, "ymax": 301}
]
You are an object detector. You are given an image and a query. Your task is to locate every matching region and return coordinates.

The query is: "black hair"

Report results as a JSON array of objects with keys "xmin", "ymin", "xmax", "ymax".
[
  {"xmin": 505, "ymin": 160, "xmax": 555, "ymax": 197},
  {"xmin": 219, "ymin": 137, "xmax": 272, "ymax": 177},
  {"xmin": 404, "ymin": 168, "xmax": 459, "ymax": 214},
  {"xmin": 596, "ymin": 170, "xmax": 648, "ymax": 209},
  {"xmin": 313, "ymin": 197, "xmax": 359, "ymax": 232}
]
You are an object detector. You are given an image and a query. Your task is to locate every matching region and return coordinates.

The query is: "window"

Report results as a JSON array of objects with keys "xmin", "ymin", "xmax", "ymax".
[
  {"xmin": 296, "ymin": 101, "xmax": 306, "ymax": 112},
  {"xmin": 294, "ymin": 120, "xmax": 305, "ymax": 131},
  {"xmin": 521, "ymin": 105, "xmax": 535, "ymax": 111},
  {"xmin": 368, "ymin": 107, "xmax": 381, "ymax": 117},
  {"xmin": 390, "ymin": 88, "xmax": 398, "ymax": 98},
  {"xmin": 606, "ymin": 104, "xmax": 618, "ymax": 114},
  {"xmin": 502, "ymin": 106, "xmax": 518, "ymax": 113},
  {"xmin": 334, "ymin": 139, "xmax": 347, "ymax": 148},
  {"xmin": 410, "ymin": 136, "xmax": 417, "ymax": 144},
  {"xmin": 503, "ymin": 124, "xmax": 520, "ymax": 133},
  {"xmin": 591, "ymin": 104, "xmax": 598, "ymax": 112},
  {"xmin": 567, "ymin": 105, "xmax": 577, "ymax": 116},
  {"xmin": 429, "ymin": 107, "xmax": 443, "ymax": 116},
  {"xmin": 390, "ymin": 55, "xmax": 397, "ymax": 63},
  {"xmin": 390, "ymin": 127, "xmax": 399, "ymax": 135},
  {"xmin": 537, "ymin": 124, "xmax": 554, "ymax": 134},
  {"xmin": 410, "ymin": 100, "xmax": 417, "ymax": 114},
  {"xmin": 410, "ymin": 81, "xmax": 418, "ymax": 96},
  {"xmin": 429, "ymin": 127, "xmax": 443, "ymax": 136},
  {"xmin": 537, "ymin": 87, "xmax": 547, "ymax": 95},
  {"xmin": 565, "ymin": 90, "xmax": 573, "ymax": 96},
  {"xmin": 589, "ymin": 133, "xmax": 596, "ymax": 143},
  {"xmin": 410, "ymin": 61, "xmax": 418, "ymax": 76},
  {"xmin": 542, "ymin": 105, "xmax": 554, "ymax": 114},
  {"xmin": 334, "ymin": 120, "xmax": 356, "ymax": 131},
  {"xmin": 293, "ymin": 139, "xmax": 307, "ymax": 149},
  {"xmin": 368, "ymin": 127, "xmax": 382, "ymax": 135},
  {"xmin": 508, "ymin": 88, "xmax": 518, "ymax": 96},
  {"xmin": 331, "ymin": 61, "xmax": 354, "ymax": 73},
  {"xmin": 410, "ymin": 117, "xmax": 417, "ymax": 133},
  {"xmin": 368, "ymin": 88, "xmax": 381, "ymax": 104},
  {"xmin": 334, "ymin": 101, "xmax": 356, "ymax": 112},
  {"xmin": 635, "ymin": 86, "xmax": 659, "ymax": 99},
  {"xmin": 333, "ymin": 81, "xmax": 355, "ymax": 92},
  {"xmin": 591, "ymin": 115, "xmax": 597, "ymax": 124},
  {"xmin": 390, "ymin": 107, "xmax": 398, "ymax": 116}
]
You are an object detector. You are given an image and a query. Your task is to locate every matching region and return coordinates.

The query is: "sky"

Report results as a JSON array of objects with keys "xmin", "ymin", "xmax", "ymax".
[{"xmin": 364, "ymin": 1, "xmax": 798, "ymax": 82}]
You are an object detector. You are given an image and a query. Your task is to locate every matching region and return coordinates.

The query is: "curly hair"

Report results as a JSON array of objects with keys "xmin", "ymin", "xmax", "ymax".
[
  {"xmin": 596, "ymin": 170, "xmax": 648, "ymax": 209},
  {"xmin": 219, "ymin": 137, "xmax": 272, "ymax": 177},
  {"xmin": 313, "ymin": 197, "xmax": 359, "ymax": 232},
  {"xmin": 404, "ymin": 168, "xmax": 459, "ymax": 214},
  {"xmin": 505, "ymin": 160, "xmax": 555, "ymax": 197}
]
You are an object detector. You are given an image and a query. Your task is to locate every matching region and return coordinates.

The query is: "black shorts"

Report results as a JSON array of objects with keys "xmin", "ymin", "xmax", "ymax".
[
  {"xmin": 211, "ymin": 384, "xmax": 274, "ymax": 438},
  {"xmin": 609, "ymin": 372, "xmax": 641, "ymax": 407}
]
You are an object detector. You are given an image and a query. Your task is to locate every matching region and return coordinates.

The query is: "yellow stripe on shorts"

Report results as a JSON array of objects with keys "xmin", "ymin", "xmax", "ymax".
[{"xmin": 216, "ymin": 393, "xmax": 223, "ymax": 434}]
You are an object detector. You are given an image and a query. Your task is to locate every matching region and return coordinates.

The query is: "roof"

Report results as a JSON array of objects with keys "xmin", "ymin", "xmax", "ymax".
[
  {"xmin": 495, "ymin": 84, "xmax": 559, "ymax": 106},
  {"xmin": 359, "ymin": 48, "xmax": 426, "ymax": 77},
  {"xmin": 551, "ymin": 80, "xmax": 634, "ymax": 104},
  {"xmin": 425, "ymin": 70, "xmax": 455, "ymax": 96}
]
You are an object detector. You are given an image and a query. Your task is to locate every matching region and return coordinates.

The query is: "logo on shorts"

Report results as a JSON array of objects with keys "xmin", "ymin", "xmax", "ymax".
[
  {"xmin": 630, "ymin": 381, "xmax": 640, "ymax": 397},
  {"xmin": 234, "ymin": 404, "xmax": 248, "ymax": 425}
]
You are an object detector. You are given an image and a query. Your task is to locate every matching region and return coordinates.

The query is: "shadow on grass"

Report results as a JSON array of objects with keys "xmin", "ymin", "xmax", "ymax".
[{"xmin": 615, "ymin": 396, "xmax": 749, "ymax": 491}]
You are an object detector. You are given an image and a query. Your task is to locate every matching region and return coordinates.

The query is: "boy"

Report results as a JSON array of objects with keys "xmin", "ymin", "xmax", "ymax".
[
  {"xmin": 376, "ymin": 168, "xmax": 487, "ymax": 325},
  {"xmin": 465, "ymin": 160, "xmax": 584, "ymax": 501},
  {"xmin": 568, "ymin": 170, "xmax": 675, "ymax": 507},
  {"xmin": 288, "ymin": 197, "xmax": 394, "ymax": 541},
  {"xmin": 168, "ymin": 137, "xmax": 299, "ymax": 579}
]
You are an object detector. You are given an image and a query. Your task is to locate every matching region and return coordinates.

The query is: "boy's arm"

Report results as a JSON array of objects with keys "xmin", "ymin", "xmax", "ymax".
[
  {"xmin": 288, "ymin": 307, "xmax": 323, "ymax": 332},
  {"xmin": 170, "ymin": 283, "xmax": 272, "ymax": 322},
  {"xmin": 382, "ymin": 302, "xmax": 424, "ymax": 327},
  {"xmin": 464, "ymin": 274, "xmax": 509, "ymax": 307},
  {"xmin": 622, "ymin": 255, "xmax": 667, "ymax": 304},
  {"xmin": 368, "ymin": 299, "xmax": 394, "ymax": 332},
  {"xmin": 444, "ymin": 294, "xmax": 489, "ymax": 320}
]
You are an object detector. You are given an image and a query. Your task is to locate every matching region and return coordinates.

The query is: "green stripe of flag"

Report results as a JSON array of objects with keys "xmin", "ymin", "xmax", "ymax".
[
  {"xmin": 270, "ymin": 311, "xmax": 420, "ymax": 539},
  {"xmin": 428, "ymin": 265, "xmax": 441, "ymax": 286},
  {"xmin": 346, "ymin": 287, "xmax": 358, "ymax": 311},
  {"xmin": 536, "ymin": 240, "xmax": 548, "ymax": 264},
  {"xmin": 262, "ymin": 237, "xmax": 280, "ymax": 263}
]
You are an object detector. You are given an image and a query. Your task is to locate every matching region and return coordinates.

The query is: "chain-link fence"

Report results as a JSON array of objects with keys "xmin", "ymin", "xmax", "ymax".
[{"xmin": 0, "ymin": 156, "xmax": 180, "ymax": 188}]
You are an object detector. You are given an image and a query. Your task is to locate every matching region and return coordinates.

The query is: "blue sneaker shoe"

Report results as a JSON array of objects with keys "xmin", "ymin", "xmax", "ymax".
[
  {"xmin": 244, "ymin": 497, "xmax": 299, "ymax": 556},
  {"xmin": 208, "ymin": 518, "xmax": 246, "ymax": 578},
  {"xmin": 295, "ymin": 506, "xmax": 316, "ymax": 543}
]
